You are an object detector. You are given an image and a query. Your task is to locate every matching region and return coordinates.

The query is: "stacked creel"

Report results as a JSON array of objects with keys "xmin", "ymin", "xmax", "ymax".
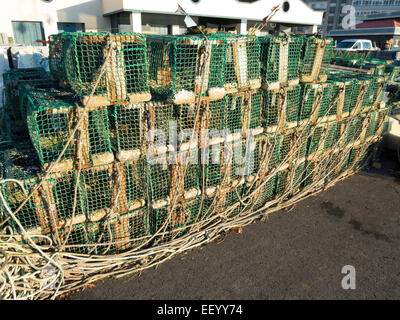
[
  {"xmin": 2, "ymin": 68, "xmax": 51, "ymax": 135},
  {"xmin": 1, "ymin": 32, "xmax": 153, "ymax": 253},
  {"xmin": 258, "ymin": 35, "xmax": 333, "ymax": 201},
  {"xmin": 331, "ymin": 51, "xmax": 400, "ymax": 83},
  {"xmin": 0, "ymin": 31, "xmax": 390, "ymax": 256},
  {"xmin": 300, "ymin": 38, "xmax": 389, "ymax": 193},
  {"xmin": 145, "ymin": 32, "xmax": 264, "ymax": 242}
]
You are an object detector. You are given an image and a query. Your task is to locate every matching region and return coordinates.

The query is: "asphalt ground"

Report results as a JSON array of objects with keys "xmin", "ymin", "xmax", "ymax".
[{"xmin": 69, "ymin": 152, "xmax": 400, "ymax": 300}]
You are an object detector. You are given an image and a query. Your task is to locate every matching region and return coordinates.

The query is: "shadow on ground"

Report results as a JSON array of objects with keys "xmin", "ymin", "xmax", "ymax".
[{"xmin": 68, "ymin": 151, "xmax": 400, "ymax": 300}]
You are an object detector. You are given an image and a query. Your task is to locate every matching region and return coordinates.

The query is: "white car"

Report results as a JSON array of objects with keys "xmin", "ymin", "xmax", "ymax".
[{"xmin": 335, "ymin": 39, "xmax": 378, "ymax": 51}]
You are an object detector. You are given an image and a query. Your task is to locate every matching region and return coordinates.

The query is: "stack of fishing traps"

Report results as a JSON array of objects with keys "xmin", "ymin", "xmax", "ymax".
[{"xmin": 0, "ymin": 32, "xmax": 390, "ymax": 256}]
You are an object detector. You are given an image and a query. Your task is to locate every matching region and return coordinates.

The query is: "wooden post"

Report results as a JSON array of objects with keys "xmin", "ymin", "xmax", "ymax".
[
  {"xmin": 74, "ymin": 107, "xmax": 91, "ymax": 169},
  {"xmin": 336, "ymin": 83, "xmax": 346, "ymax": 121},
  {"xmin": 195, "ymin": 40, "xmax": 212, "ymax": 95},
  {"xmin": 105, "ymin": 39, "xmax": 127, "ymax": 102},
  {"xmin": 278, "ymin": 40, "xmax": 289, "ymax": 84},
  {"xmin": 233, "ymin": 38, "xmax": 248, "ymax": 89}
]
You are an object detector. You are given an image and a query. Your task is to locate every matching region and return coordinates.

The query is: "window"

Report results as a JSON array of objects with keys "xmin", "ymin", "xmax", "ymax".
[
  {"xmin": 142, "ymin": 25, "xmax": 168, "ymax": 35},
  {"xmin": 57, "ymin": 22, "xmax": 85, "ymax": 33},
  {"xmin": 336, "ymin": 40, "xmax": 356, "ymax": 49},
  {"xmin": 363, "ymin": 41, "xmax": 372, "ymax": 49},
  {"xmin": 110, "ymin": 12, "xmax": 131, "ymax": 33},
  {"xmin": 12, "ymin": 21, "xmax": 45, "ymax": 46}
]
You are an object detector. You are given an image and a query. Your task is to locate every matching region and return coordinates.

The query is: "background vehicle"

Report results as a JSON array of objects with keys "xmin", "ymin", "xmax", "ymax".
[{"xmin": 335, "ymin": 39, "xmax": 379, "ymax": 51}]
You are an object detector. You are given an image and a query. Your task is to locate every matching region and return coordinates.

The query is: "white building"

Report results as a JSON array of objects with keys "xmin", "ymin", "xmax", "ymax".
[
  {"xmin": 352, "ymin": 0, "xmax": 400, "ymax": 23},
  {"xmin": 0, "ymin": 0, "xmax": 324, "ymax": 46},
  {"xmin": 0, "ymin": 0, "xmax": 109, "ymax": 45}
]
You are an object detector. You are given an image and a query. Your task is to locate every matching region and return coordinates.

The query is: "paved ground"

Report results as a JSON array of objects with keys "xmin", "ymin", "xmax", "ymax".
[{"xmin": 69, "ymin": 152, "xmax": 400, "ymax": 300}]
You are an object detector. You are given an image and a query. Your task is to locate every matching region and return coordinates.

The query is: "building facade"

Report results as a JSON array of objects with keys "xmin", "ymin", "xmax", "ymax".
[
  {"xmin": 1, "ymin": 0, "xmax": 324, "ymax": 46},
  {"xmin": 321, "ymin": 0, "xmax": 353, "ymax": 35},
  {"xmin": 321, "ymin": 0, "xmax": 400, "ymax": 35},
  {"xmin": 329, "ymin": 11, "xmax": 400, "ymax": 48},
  {"xmin": 352, "ymin": 0, "xmax": 400, "ymax": 23},
  {"xmin": 299, "ymin": 0, "xmax": 328, "ymax": 33},
  {"xmin": 0, "ymin": 0, "xmax": 109, "ymax": 45}
]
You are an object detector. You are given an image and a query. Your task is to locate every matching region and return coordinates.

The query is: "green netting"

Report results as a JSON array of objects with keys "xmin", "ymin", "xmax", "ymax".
[
  {"xmin": 279, "ymin": 126, "xmax": 309, "ymax": 164},
  {"xmin": 360, "ymin": 139, "xmax": 382, "ymax": 165},
  {"xmin": 259, "ymin": 35, "xmax": 303, "ymax": 89},
  {"xmin": 1, "ymin": 148, "xmax": 149, "ymax": 253},
  {"xmin": 355, "ymin": 75, "xmax": 386, "ymax": 112},
  {"xmin": 333, "ymin": 50, "xmax": 372, "ymax": 60},
  {"xmin": 25, "ymin": 88, "xmax": 113, "ymax": 170},
  {"xmin": 202, "ymin": 141, "xmax": 228, "ymax": 193},
  {"xmin": 110, "ymin": 100, "xmax": 175, "ymax": 162},
  {"xmin": 345, "ymin": 75, "xmax": 369, "ymax": 114},
  {"xmin": 343, "ymin": 116, "xmax": 363, "ymax": 144},
  {"xmin": 367, "ymin": 63, "xmax": 385, "ymax": 76},
  {"xmin": 174, "ymin": 89, "xmax": 263, "ymax": 146},
  {"xmin": 2, "ymin": 67, "xmax": 49, "ymax": 125},
  {"xmin": 1, "ymin": 144, "xmax": 81, "ymax": 236},
  {"xmin": 109, "ymin": 103, "xmax": 146, "ymax": 162},
  {"xmin": 151, "ymin": 196, "xmax": 204, "ymax": 239},
  {"xmin": 49, "ymin": 32, "xmax": 151, "ymax": 106},
  {"xmin": 1, "ymin": 143, "xmax": 41, "ymax": 181},
  {"xmin": 226, "ymin": 89, "xmax": 263, "ymax": 134},
  {"xmin": 347, "ymin": 143, "xmax": 365, "ymax": 171},
  {"xmin": 300, "ymin": 37, "xmax": 334, "ymax": 83},
  {"xmin": 262, "ymin": 84, "xmax": 301, "ymax": 129},
  {"xmin": 331, "ymin": 57, "xmax": 386, "ymax": 76},
  {"xmin": 303, "ymin": 149, "xmax": 342, "ymax": 187},
  {"xmin": 307, "ymin": 121, "xmax": 338, "ymax": 156},
  {"xmin": 385, "ymin": 64, "xmax": 400, "ymax": 82},
  {"xmin": 225, "ymin": 184, "xmax": 246, "ymax": 218},
  {"xmin": 276, "ymin": 160, "xmax": 306, "ymax": 198},
  {"xmin": 327, "ymin": 71, "xmax": 386, "ymax": 114},
  {"xmin": 326, "ymin": 78, "xmax": 353, "ymax": 118},
  {"xmin": 252, "ymin": 173, "xmax": 278, "ymax": 210},
  {"xmin": 373, "ymin": 106, "xmax": 390, "ymax": 136},
  {"xmin": 215, "ymin": 34, "xmax": 261, "ymax": 93},
  {"xmin": 18, "ymin": 79, "xmax": 58, "ymax": 121},
  {"xmin": 146, "ymin": 34, "xmax": 228, "ymax": 103},
  {"xmin": 364, "ymin": 111, "xmax": 378, "ymax": 139},
  {"xmin": 330, "ymin": 56, "xmax": 360, "ymax": 67},
  {"xmin": 326, "ymin": 149, "xmax": 352, "ymax": 182},
  {"xmin": 147, "ymin": 154, "xmax": 171, "ymax": 208},
  {"xmin": 299, "ymin": 82, "xmax": 333, "ymax": 122}
]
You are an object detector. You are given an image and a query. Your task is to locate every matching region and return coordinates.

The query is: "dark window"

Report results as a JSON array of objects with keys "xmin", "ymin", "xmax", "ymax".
[
  {"xmin": 12, "ymin": 21, "xmax": 45, "ymax": 46},
  {"xmin": 283, "ymin": 1, "xmax": 290, "ymax": 12},
  {"xmin": 57, "ymin": 22, "xmax": 85, "ymax": 33}
]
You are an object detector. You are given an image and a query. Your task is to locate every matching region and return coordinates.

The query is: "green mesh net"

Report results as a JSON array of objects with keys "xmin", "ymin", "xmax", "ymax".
[
  {"xmin": 18, "ymin": 79, "xmax": 58, "ymax": 121},
  {"xmin": 300, "ymin": 37, "xmax": 334, "ymax": 83},
  {"xmin": 216, "ymin": 34, "xmax": 261, "ymax": 93},
  {"xmin": 333, "ymin": 50, "xmax": 372, "ymax": 60},
  {"xmin": 299, "ymin": 82, "xmax": 333, "ymax": 123},
  {"xmin": 146, "ymin": 34, "xmax": 228, "ymax": 103},
  {"xmin": 2, "ymin": 67, "xmax": 49, "ymax": 128},
  {"xmin": 262, "ymin": 84, "xmax": 301, "ymax": 130},
  {"xmin": 385, "ymin": 64, "xmax": 400, "ymax": 82},
  {"xmin": 259, "ymin": 34, "xmax": 303, "ymax": 90},
  {"xmin": 49, "ymin": 32, "xmax": 151, "ymax": 107},
  {"xmin": 24, "ymin": 88, "xmax": 114, "ymax": 170}
]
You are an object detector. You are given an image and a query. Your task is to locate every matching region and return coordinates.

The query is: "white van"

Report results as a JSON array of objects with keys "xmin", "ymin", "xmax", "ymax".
[{"xmin": 335, "ymin": 39, "xmax": 378, "ymax": 51}]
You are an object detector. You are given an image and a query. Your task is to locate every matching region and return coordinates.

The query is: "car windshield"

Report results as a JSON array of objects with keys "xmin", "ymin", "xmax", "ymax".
[{"xmin": 336, "ymin": 41, "xmax": 356, "ymax": 49}]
